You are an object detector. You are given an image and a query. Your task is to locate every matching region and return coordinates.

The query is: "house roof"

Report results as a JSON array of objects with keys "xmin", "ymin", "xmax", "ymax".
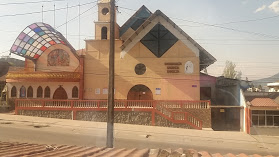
[
  {"xmin": 120, "ymin": 9, "xmax": 216, "ymax": 70},
  {"xmin": 10, "ymin": 22, "xmax": 77, "ymax": 60},
  {"xmin": 250, "ymin": 98, "xmax": 279, "ymax": 107},
  {"xmin": 0, "ymin": 141, "xmax": 269, "ymax": 157},
  {"xmin": 244, "ymin": 92, "xmax": 279, "ymax": 102}
]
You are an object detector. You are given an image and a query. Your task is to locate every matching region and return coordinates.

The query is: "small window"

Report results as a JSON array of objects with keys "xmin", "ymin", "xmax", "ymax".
[
  {"xmin": 44, "ymin": 86, "xmax": 50, "ymax": 98},
  {"xmin": 72, "ymin": 86, "xmax": 78, "ymax": 98},
  {"xmin": 102, "ymin": 8, "xmax": 109, "ymax": 15},
  {"xmin": 37, "ymin": 86, "xmax": 43, "ymax": 98},
  {"xmin": 20, "ymin": 86, "xmax": 26, "ymax": 98},
  {"xmin": 252, "ymin": 115, "xmax": 258, "ymax": 126},
  {"xmin": 11, "ymin": 86, "xmax": 17, "ymax": 97},
  {"xmin": 101, "ymin": 27, "xmax": 108, "ymax": 40},
  {"xmin": 135, "ymin": 63, "xmax": 146, "ymax": 75},
  {"xmin": 27, "ymin": 86, "xmax": 33, "ymax": 98}
]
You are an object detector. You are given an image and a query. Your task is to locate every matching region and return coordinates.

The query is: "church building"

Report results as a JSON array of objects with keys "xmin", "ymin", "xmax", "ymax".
[
  {"xmin": 7, "ymin": 0, "xmax": 216, "ymax": 101},
  {"xmin": 83, "ymin": 0, "xmax": 216, "ymax": 100},
  {"xmin": 4, "ymin": 0, "xmax": 218, "ymax": 130}
]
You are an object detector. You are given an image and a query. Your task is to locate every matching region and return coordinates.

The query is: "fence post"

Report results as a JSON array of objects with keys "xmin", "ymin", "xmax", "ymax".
[
  {"xmin": 151, "ymin": 101, "xmax": 156, "ymax": 126},
  {"xmin": 71, "ymin": 100, "xmax": 74, "ymax": 109},
  {"xmin": 72, "ymin": 110, "xmax": 77, "ymax": 120}
]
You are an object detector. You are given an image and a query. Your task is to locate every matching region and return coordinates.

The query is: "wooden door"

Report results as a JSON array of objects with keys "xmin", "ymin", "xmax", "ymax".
[
  {"xmin": 127, "ymin": 85, "xmax": 153, "ymax": 100},
  {"xmin": 53, "ymin": 86, "xmax": 68, "ymax": 99}
]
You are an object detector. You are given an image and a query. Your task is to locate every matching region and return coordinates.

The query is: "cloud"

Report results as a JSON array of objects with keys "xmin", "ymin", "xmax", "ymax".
[
  {"xmin": 254, "ymin": 5, "xmax": 266, "ymax": 13},
  {"xmin": 269, "ymin": 1, "xmax": 279, "ymax": 13}
]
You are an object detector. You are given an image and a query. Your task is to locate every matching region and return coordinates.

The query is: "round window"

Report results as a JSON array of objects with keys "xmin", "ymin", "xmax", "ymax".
[
  {"xmin": 102, "ymin": 8, "xmax": 109, "ymax": 15},
  {"xmin": 135, "ymin": 63, "xmax": 146, "ymax": 75}
]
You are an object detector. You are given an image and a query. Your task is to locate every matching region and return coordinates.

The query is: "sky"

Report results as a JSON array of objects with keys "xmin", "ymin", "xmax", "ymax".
[{"xmin": 0, "ymin": 0, "xmax": 279, "ymax": 81}]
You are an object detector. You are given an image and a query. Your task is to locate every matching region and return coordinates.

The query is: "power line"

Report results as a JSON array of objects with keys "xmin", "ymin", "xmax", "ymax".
[
  {"xmin": 55, "ymin": 4, "xmax": 97, "ymax": 29},
  {"xmin": 0, "ymin": 1, "xmax": 97, "ymax": 18},
  {"xmin": 118, "ymin": 6, "xmax": 279, "ymax": 40},
  {"xmin": 0, "ymin": 0, "xmax": 66, "ymax": 6},
  {"xmin": 216, "ymin": 14, "xmax": 279, "ymax": 25},
  {"xmin": 118, "ymin": 6, "xmax": 279, "ymax": 25}
]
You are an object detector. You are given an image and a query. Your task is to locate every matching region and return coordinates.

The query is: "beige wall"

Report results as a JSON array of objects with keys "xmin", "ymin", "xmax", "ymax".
[
  {"xmin": 95, "ymin": 23, "xmax": 120, "ymax": 40},
  {"xmin": 98, "ymin": 3, "xmax": 111, "ymax": 22},
  {"xmin": 7, "ymin": 82, "xmax": 79, "ymax": 99},
  {"xmin": 84, "ymin": 39, "xmax": 200, "ymax": 100},
  {"xmin": 35, "ymin": 44, "xmax": 79, "ymax": 72}
]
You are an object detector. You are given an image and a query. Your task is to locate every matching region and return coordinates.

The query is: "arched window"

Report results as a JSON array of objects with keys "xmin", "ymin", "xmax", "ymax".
[
  {"xmin": 44, "ymin": 86, "xmax": 50, "ymax": 98},
  {"xmin": 20, "ymin": 86, "xmax": 26, "ymax": 98},
  {"xmin": 72, "ymin": 86, "xmax": 78, "ymax": 98},
  {"xmin": 101, "ymin": 27, "xmax": 108, "ymax": 40},
  {"xmin": 37, "ymin": 86, "xmax": 43, "ymax": 98},
  {"xmin": 27, "ymin": 86, "xmax": 33, "ymax": 98},
  {"xmin": 11, "ymin": 86, "xmax": 17, "ymax": 97}
]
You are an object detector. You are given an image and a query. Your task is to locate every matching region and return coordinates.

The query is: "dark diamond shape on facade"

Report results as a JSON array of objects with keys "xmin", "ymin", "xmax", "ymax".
[{"xmin": 140, "ymin": 24, "xmax": 178, "ymax": 58}]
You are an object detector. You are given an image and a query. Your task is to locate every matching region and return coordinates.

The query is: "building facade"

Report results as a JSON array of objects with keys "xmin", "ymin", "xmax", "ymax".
[
  {"xmin": 5, "ymin": 0, "xmax": 217, "ymax": 130},
  {"xmin": 83, "ymin": 1, "xmax": 216, "ymax": 101},
  {"xmin": 7, "ymin": 1, "xmax": 216, "ymax": 102}
]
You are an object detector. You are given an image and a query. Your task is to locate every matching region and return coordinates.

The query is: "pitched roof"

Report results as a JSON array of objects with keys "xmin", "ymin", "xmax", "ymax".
[
  {"xmin": 0, "ymin": 141, "xmax": 272, "ymax": 157},
  {"xmin": 250, "ymin": 98, "xmax": 279, "ymax": 107},
  {"xmin": 119, "ymin": 5, "xmax": 152, "ymax": 37},
  {"xmin": 244, "ymin": 92, "xmax": 279, "ymax": 102},
  {"xmin": 120, "ymin": 9, "xmax": 216, "ymax": 70}
]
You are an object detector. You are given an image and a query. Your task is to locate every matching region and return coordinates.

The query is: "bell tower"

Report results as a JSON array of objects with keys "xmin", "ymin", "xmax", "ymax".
[{"xmin": 95, "ymin": 0, "xmax": 114, "ymax": 40}]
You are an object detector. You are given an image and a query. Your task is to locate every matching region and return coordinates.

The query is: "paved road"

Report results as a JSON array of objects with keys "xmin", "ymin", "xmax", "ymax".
[{"xmin": 0, "ymin": 115, "xmax": 278, "ymax": 156}]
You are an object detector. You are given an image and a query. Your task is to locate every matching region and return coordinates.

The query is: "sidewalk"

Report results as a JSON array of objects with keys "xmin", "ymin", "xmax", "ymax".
[{"xmin": 0, "ymin": 113, "xmax": 279, "ymax": 155}]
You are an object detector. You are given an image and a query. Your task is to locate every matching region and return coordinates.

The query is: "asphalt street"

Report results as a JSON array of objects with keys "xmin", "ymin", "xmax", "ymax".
[{"xmin": 0, "ymin": 115, "xmax": 278, "ymax": 156}]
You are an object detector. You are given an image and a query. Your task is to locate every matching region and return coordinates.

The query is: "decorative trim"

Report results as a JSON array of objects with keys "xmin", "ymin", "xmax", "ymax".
[{"xmin": 6, "ymin": 72, "xmax": 80, "ymax": 82}]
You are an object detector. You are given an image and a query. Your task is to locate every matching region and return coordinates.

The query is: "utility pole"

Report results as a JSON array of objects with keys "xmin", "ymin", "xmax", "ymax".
[{"xmin": 106, "ymin": 0, "xmax": 115, "ymax": 148}]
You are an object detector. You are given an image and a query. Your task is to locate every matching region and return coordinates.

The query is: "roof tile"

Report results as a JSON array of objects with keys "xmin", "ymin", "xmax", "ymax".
[
  {"xmin": 0, "ymin": 141, "xmax": 277, "ymax": 157},
  {"xmin": 250, "ymin": 98, "xmax": 279, "ymax": 107}
]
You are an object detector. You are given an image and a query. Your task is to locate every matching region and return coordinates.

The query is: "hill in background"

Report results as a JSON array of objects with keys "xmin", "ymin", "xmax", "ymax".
[{"xmin": 252, "ymin": 73, "xmax": 279, "ymax": 91}]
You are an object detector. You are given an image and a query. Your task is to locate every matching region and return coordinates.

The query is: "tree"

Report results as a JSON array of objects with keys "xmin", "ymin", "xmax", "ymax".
[{"xmin": 222, "ymin": 60, "xmax": 242, "ymax": 79}]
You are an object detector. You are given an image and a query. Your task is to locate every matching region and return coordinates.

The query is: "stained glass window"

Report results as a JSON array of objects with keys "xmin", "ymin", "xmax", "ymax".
[
  {"xmin": 10, "ymin": 22, "xmax": 74, "ymax": 60},
  {"xmin": 140, "ymin": 24, "xmax": 178, "ymax": 58},
  {"xmin": 20, "ymin": 86, "xmax": 26, "ymax": 98},
  {"xmin": 47, "ymin": 49, "xmax": 70, "ymax": 66}
]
